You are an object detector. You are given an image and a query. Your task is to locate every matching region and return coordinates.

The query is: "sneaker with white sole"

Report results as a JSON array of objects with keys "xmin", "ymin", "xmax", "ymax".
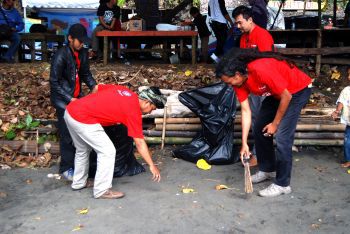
[
  {"xmin": 62, "ymin": 168, "xmax": 74, "ymax": 181},
  {"xmin": 251, "ymin": 171, "xmax": 275, "ymax": 184},
  {"xmin": 258, "ymin": 183, "xmax": 292, "ymax": 197}
]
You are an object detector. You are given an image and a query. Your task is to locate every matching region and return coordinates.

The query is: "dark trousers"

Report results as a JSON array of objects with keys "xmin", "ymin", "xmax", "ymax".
[
  {"xmin": 254, "ymin": 88, "xmax": 311, "ymax": 186},
  {"xmin": 211, "ymin": 21, "xmax": 228, "ymax": 56},
  {"xmin": 56, "ymin": 107, "xmax": 76, "ymax": 173}
]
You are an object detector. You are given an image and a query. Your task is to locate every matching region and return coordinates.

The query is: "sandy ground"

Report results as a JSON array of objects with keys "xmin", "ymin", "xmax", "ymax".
[{"xmin": 0, "ymin": 146, "xmax": 349, "ymax": 234}]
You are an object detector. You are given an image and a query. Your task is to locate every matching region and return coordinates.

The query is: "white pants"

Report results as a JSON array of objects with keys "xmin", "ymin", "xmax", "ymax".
[{"xmin": 64, "ymin": 111, "xmax": 116, "ymax": 198}]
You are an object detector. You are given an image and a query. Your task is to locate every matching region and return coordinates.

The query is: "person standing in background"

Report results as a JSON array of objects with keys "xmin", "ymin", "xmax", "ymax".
[
  {"xmin": 0, "ymin": 0, "xmax": 24, "ymax": 63},
  {"xmin": 208, "ymin": 0, "xmax": 234, "ymax": 56},
  {"xmin": 90, "ymin": 0, "xmax": 120, "ymax": 59}
]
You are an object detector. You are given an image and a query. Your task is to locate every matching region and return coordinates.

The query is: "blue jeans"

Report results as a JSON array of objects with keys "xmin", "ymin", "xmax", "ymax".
[
  {"xmin": 3, "ymin": 32, "xmax": 20, "ymax": 61},
  {"xmin": 254, "ymin": 88, "xmax": 311, "ymax": 186},
  {"xmin": 344, "ymin": 126, "xmax": 350, "ymax": 162}
]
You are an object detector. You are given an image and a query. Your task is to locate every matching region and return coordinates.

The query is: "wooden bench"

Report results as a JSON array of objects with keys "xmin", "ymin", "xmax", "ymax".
[
  {"xmin": 96, "ymin": 30, "xmax": 198, "ymax": 65},
  {"xmin": 19, "ymin": 33, "xmax": 65, "ymax": 62}
]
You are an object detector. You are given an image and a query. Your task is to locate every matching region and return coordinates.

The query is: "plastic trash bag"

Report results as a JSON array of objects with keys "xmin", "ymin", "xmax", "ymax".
[
  {"xmin": 173, "ymin": 82, "xmax": 239, "ymax": 164},
  {"xmin": 89, "ymin": 124, "xmax": 145, "ymax": 178}
]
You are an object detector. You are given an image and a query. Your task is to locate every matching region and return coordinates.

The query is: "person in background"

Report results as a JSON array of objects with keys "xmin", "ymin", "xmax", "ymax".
[
  {"xmin": 265, "ymin": 0, "xmax": 285, "ymax": 30},
  {"xmin": 232, "ymin": 5, "xmax": 274, "ymax": 167},
  {"xmin": 90, "ymin": 0, "xmax": 120, "ymax": 59},
  {"xmin": 217, "ymin": 48, "xmax": 312, "ymax": 197},
  {"xmin": 182, "ymin": 7, "xmax": 211, "ymax": 63},
  {"xmin": 208, "ymin": 0, "xmax": 234, "ymax": 56},
  {"xmin": 248, "ymin": 0, "xmax": 268, "ymax": 29},
  {"xmin": 331, "ymin": 67, "xmax": 350, "ymax": 168},
  {"xmin": 64, "ymin": 86, "xmax": 165, "ymax": 199},
  {"xmin": 50, "ymin": 24, "xmax": 98, "ymax": 181},
  {"xmin": 0, "ymin": 0, "xmax": 24, "ymax": 63},
  {"xmin": 344, "ymin": 0, "xmax": 350, "ymax": 28}
]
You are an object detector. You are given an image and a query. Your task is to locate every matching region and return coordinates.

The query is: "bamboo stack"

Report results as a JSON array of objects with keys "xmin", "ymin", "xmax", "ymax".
[{"xmin": 144, "ymin": 107, "xmax": 345, "ymax": 146}]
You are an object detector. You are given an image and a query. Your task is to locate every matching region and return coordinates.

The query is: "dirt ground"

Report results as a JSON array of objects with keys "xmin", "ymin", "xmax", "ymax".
[{"xmin": 0, "ymin": 146, "xmax": 349, "ymax": 234}]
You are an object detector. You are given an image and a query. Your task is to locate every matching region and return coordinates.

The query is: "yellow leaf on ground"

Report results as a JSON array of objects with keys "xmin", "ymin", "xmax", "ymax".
[
  {"xmin": 196, "ymin": 159, "xmax": 211, "ymax": 170},
  {"xmin": 182, "ymin": 188, "xmax": 195, "ymax": 193},
  {"xmin": 184, "ymin": 70, "xmax": 192, "ymax": 77},
  {"xmin": 215, "ymin": 184, "xmax": 229, "ymax": 190},
  {"xmin": 347, "ymin": 169, "xmax": 350, "ymax": 174},
  {"xmin": 77, "ymin": 208, "xmax": 89, "ymax": 215},
  {"xmin": 72, "ymin": 224, "xmax": 83, "ymax": 231}
]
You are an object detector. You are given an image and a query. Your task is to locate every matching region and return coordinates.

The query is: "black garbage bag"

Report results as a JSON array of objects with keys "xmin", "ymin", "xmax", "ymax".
[
  {"xmin": 88, "ymin": 124, "xmax": 145, "ymax": 178},
  {"xmin": 173, "ymin": 82, "xmax": 239, "ymax": 164}
]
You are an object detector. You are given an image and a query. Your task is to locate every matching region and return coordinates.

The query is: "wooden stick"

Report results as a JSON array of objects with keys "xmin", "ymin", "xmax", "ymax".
[
  {"xmin": 35, "ymin": 129, "xmax": 39, "ymax": 158},
  {"xmin": 161, "ymin": 105, "xmax": 168, "ymax": 150},
  {"xmin": 118, "ymin": 65, "xmax": 143, "ymax": 85}
]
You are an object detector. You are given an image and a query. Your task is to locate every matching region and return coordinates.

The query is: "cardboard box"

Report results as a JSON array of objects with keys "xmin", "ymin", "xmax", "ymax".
[{"xmin": 129, "ymin": 19, "xmax": 146, "ymax": 31}]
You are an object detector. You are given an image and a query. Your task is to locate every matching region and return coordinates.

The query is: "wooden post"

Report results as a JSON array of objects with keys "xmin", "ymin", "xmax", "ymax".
[
  {"xmin": 42, "ymin": 38, "xmax": 48, "ymax": 62},
  {"xmin": 180, "ymin": 39, "xmax": 184, "ymax": 58},
  {"xmin": 117, "ymin": 38, "xmax": 121, "ymax": 58},
  {"xmin": 191, "ymin": 35, "xmax": 196, "ymax": 65},
  {"xmin": 103, "ymin": 36, "xmax": 108, "ymax": 66},
  {"xmin": 162, "ymin": 40, "xmax": 168, "ymax": 62},
  {"xmin": 30, "ymin": 39, "xmax": 35, "ymax": 62},
  {"xmin": 315, "ymin": 29, "xmax": 322, "ymax": 77}
]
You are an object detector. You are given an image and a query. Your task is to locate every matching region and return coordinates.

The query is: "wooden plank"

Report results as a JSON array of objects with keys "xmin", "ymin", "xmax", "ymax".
[
  {"xmin": 0, "ymin": 140, "xmax": 59, "ymax": 154},
  {"xmin": 96, "ymin": 30, "xmax": 198, "ymax": 37},
  {"xmin": 276, "ymin": 47, "xmax": 350, "ymax": 55}
]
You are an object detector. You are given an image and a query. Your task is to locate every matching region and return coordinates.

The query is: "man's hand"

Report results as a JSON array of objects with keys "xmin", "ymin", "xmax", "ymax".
[
  {"xmin": 240, "ymin": 143, "xmax": 250, "ymax": 165},
  {"xmin": 262, "ymin": 122, "xmax": 278, "ymax": 137},
  {"xmin": 149, "ymin": 165, "xmax": 161, "ymax": 182}
]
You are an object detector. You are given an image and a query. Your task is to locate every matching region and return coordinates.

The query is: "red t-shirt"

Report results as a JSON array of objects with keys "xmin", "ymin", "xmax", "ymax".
[
  {"xmin": 234, "ymin": 58, "xmax": 312, "ymax": 102},
  {"xmin": 73, "ymin": 51, "xmax": 81, "ymax": 98},
  {"xmin": 66, "ymin": 84, "xmax": 144, "ymax": 139},
  {"xmin": 240, "ymin": 25, "xmax": 274, "ymax": 51}
]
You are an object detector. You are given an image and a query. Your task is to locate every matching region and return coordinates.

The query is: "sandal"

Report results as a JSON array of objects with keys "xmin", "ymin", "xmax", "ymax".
[{"xmin": 98, "ymin": 190, "xmax": 125, "ymax": 199}]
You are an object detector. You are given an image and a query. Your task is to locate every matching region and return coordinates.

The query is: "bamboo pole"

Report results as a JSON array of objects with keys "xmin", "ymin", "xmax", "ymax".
[
  {"xmin": 161, "ymin": 105, "xmax": 168, "ymax": 149},
  {"xmin": 155, "ymin": 123, "xmax": 345, "ymax": 132}
]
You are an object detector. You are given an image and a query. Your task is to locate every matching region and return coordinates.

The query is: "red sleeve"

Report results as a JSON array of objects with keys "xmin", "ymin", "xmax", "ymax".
[
  {"xmin": 233, "ymin": 86, "xmax": 250, "ymax": 103},
  {"xmin": 257, "ymin": 31, "xmax": 274, "ymax": 52},
  {"xmin": 126, "ymin": 109, "xmax": 144, "ymax": 139}
]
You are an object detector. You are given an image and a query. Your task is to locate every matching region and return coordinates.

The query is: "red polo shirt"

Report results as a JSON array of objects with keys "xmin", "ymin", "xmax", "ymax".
[
  {"xmin": 240, "ymin": 25, "xmax": 274, "ymax": 51},
  {"xmin": 234, "ymin": 58, "xmax": 312, "ymax": 102},
  {"xmin": 66, "ymin": 84, "xmax": 144, "ymax": 138}
]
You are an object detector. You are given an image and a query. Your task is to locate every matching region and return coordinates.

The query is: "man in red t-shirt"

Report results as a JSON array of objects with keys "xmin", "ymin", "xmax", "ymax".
[
  {"xmin": 232, "ymin": 5, "xmax": 274, "ymax": 167},
  {"xmin": 64, "ymin": 85, "xmax": 166, "ymax": 199},
  {"xmin": 216, "ymin": 49, "xmax": 312, "ymax": 197}
]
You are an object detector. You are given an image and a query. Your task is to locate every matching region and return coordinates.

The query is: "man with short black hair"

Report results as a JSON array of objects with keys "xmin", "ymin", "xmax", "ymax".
[
  {"xmin": 50, "ymin": 23, "xmax": 98, "ymax": 181},
  {"xmin": 0, "ymin": 0, "xmax": 23, "ymax": 63}
]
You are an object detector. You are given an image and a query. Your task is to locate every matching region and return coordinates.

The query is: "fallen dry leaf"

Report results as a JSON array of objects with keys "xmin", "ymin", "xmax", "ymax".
[
  {"xmin": 311, "ymin": 223, "xmax": 320, "ymax": 229},
  {"xmin": 25, "ymin": 179, "xmax": 32, "ymax": 184},
  {"xmin": 215, "ymin": 184, "xmax": 229, "ymax": 190},
  {"xmin": 182, "ymin": 188, "xmax": 195, "ymax": 194},
  {"xmin": 72, "ymin": 224, "xmax": 84, "ymax": 232},
  {"xmin": 0, "ymin": 192, "xmax": 7, "ymax": 198},
  {"xmin": 77, "ymin": 208, "xmax": 89, "ymax": 215}
]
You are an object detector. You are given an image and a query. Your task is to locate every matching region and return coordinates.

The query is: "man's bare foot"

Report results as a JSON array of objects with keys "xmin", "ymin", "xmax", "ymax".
[{"xmin": 341, "ymin": 161, "xmax": 350, "ymax": 168}]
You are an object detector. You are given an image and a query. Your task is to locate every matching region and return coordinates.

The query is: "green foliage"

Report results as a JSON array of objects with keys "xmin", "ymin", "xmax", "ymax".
[
  {"xmin": 5, "ymin": 130, "xmax": 16, "ymax": 140},
  {"xmin": 38, "ymin": 134, "xmax": 58, "ymax": 144},
  {"xmin": 24, "ymin": 114, "xmax": 40, "ymax": 130}
]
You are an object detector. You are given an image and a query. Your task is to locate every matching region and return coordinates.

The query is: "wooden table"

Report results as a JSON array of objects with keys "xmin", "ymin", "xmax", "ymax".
[
  {"xmin": 96, "ymin": 30, "xmax": 198, "ymax": 65},
  {"xmin": 19, "ymin": 33, "xmax": 65, "ymax": 62}
]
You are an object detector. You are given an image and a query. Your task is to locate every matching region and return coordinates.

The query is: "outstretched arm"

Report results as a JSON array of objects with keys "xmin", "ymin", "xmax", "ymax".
[{"xmin": 133, "ymin": 138, "xmax": 161, "ymax": 182}]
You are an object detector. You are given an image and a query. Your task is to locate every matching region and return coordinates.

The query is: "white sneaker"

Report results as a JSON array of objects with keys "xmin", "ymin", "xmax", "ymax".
[
  {"xmin": 258, "ymin": 183, "xmax": 292, "ymax": 197},
  {"xmin": 251, "ymin": 171, "xmax": 275, "ymax": 184}
]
